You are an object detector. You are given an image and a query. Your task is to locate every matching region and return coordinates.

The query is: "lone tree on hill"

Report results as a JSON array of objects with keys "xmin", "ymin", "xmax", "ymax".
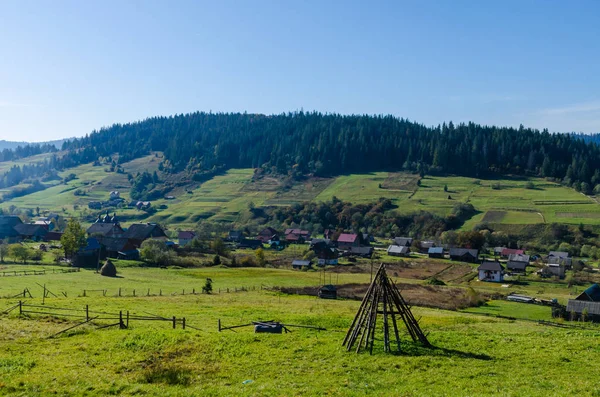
[{"xmin": 61, "ymin": 219, "xmax": 87, "ymax": 259}]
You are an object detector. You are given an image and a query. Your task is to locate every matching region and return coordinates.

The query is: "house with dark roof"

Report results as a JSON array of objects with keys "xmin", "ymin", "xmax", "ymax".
[
  {"xmin": 237, "ymin": 239, "xmax": 263, "ymax": 249},
  {"xmin": 387, "ymin": 245, "xmax": 410, "ymax": 257},
  {"xmin": 124, "ymin": 223, "xmax": 167, "ymax": 247},
  {"xmin": 14, "ymin": 223, "xmax": 48, "ymax": 241},
  {"xmin": 257, "ymin": 227, "xmax": 279, "ymax": 243},
  {"xmin": 284, "ymin": 228, "xmax": 310, "ymax": 244},
  {"xmin": 178, "ymin": 231, "xmax": 196, "ymax": 246},
  {"xmin": 393, "ymin": 237, "xmax": 413, "ymax": 247},
  {"xmin": 418, "ymin": 240, "xmax": 436, "ymax": 253},
  {"xmin": 43, "ymin": 231, "xmax": 63, "ymax": 242},
  {"xmin": 547, "ymin": 251, "xmax": 572, "ymax": 268},
  {"xmin": 292, "ymin": 259, "xmax": 312, "ymax": 270},
  {"xmin": 478, "ymin": 261, "xmax": 504, "ymax": 282},
  {"xmin": 449, "ymin": 248, "xmax": 479, "ymax": 263},
  {"xmin": 428, "ymin": 247, "xmax": 444, "ymax": 258},
  {"xmin": 227, "ymin": 230, "xmax": 243, "ymax": 243},
  {"xmin": 566, "ymin": 286, "xmax": 600, "ymax": 321},
  {"xmin": 87, "ymin": 222, "xmax": 125, "ymax": 238},
  {"xmin": 507, "ymin": 254, "xmax": 530, "ymax": 272},
  {"xmin": 0, "ymin": 215, "xmax": 23, "ymax": 239},
  {"xmin": 74, "ymin": 238, "xmax": 101, "ymax": 268},
  {"xmin": 542, "ymin": 263, "xmax": 565, "ymax": 278},
  {"xmin": 337, "ymin": 233, "xmax": 359, "ymax": 251},
  {"xmin": 99, "ymin": 237, "xmax": 139, "ymax": 259},
  {"xmin": 349, "ymin": 246, "xmax": 374, "ymax": 258},
  {"xmin": 317, "ymin": 247, "xmax": 339, "ymax": 266}
]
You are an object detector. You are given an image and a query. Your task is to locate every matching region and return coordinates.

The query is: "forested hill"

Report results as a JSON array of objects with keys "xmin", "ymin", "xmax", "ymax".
[{"xmin": 59, "ymin": 112, "xmax": 599, "ymax": 189}]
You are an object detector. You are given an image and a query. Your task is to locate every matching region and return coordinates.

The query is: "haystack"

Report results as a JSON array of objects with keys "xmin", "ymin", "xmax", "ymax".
[{"xmin": 100, "ymin": 259, "xmax": 117, "ymax": 277}]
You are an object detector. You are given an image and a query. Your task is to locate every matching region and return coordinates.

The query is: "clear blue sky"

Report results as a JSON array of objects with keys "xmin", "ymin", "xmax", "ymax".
[{"xmin": 1, "ymin": 0, "xmax": 600, "ymax": 141}]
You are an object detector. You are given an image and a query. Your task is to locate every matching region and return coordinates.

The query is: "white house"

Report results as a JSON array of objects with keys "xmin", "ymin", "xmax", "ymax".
[{"xmin": 478, "ymin": 261, "xmax": 504, "ymax": 282}]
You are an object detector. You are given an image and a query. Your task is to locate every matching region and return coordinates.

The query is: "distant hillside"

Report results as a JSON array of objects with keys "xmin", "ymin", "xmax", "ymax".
[
  {"xmin": 0, "ymin": 138, "xmax": 70, "ymax": 151},
  {"xmin": 61, "ymin": 112, "xmax": 600, "ymax": 192}
]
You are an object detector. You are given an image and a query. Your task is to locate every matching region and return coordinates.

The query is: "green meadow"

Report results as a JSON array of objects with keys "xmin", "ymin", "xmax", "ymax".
[{"xmin": 0, "ymin": 264, "xmax": 600, "ymax": 396}]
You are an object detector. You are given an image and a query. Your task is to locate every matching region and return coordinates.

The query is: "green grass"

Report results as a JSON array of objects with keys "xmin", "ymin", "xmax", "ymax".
[
  {"xmin": 462, "ymin": 300, "xmax": 553, "ymax": 321},
  {"xmin": 1, "ymin": 265, "xmax": 600, "ymax": 396}
]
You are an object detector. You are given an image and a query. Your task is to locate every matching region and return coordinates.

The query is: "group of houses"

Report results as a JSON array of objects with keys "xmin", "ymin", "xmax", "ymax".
[
  {"xmin": 0, "ymin": 214, "xmax": 63, "ymax": 243},
  {"xmin": 76, "ymin": 212, "xmax": 169, "ymax": 266}
]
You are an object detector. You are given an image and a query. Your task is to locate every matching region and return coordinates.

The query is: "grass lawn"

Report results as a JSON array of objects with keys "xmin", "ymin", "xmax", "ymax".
[{"xmin": 1, "ymin": 265, "xmax": 600, "ymax": 396}]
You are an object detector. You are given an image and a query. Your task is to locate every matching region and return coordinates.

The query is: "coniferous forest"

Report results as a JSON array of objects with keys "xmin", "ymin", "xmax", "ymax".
[
  {"xmin": 61, "ymin": 112, "xmax": 600, "ymax": 191},
  {"xmin": 3, "ymin": 112, "xmax": 600, "ymax": 192}
]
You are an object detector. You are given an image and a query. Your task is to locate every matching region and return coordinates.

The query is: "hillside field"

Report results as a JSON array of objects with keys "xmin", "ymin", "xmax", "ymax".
[
  {"xmin": 0, "ymin": 151, "xmax": 599, "ymax": 232},
  {"xmin": 1, "ymin": 262, "xmax": 600, "ymax": 396}
]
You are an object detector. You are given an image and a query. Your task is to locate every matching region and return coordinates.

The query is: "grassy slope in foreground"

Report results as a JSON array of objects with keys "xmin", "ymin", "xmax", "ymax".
[{"xmin": 0, "ymin": 265, "xmax": 599, "ymax": 396}]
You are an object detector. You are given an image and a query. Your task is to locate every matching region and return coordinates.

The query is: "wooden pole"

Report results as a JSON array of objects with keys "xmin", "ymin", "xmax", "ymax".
[
  {"xmin": 182, "ymin": 317, "xmax": 186, "ymax": 330},
  {"xmin": 86, "ymin": 305, "xmax": 89, "ymax": 321},
  {"xmin": 19, "ymin": 300, "xmax": 22, "ymax": 315},
  {"xmin": 172, "ymin": 316, "xmax": 176, "ymax": 329},
  {"xmin": 126, "ymin": 311, "xmax": 129, "ymax": 328}
]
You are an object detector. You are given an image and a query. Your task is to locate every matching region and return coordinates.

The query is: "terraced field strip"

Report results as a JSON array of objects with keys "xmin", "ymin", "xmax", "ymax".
[{"xmin": 555, "ymin": 212, "xmax": 600, "ymax": 218}]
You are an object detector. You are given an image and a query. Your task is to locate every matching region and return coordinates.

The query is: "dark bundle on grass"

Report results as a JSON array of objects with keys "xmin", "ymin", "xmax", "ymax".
[{"xmin": 100, "ymin": 259, "xmax": 117, "ymax": 277}]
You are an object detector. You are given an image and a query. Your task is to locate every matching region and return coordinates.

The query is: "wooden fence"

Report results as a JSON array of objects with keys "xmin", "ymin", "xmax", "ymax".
[
  {"xmin": 1, "ymin": 284, "xmax": 269, "ymax": 299},
  {"xmin": 0, "ymin": 268, "xmax": 80, "ymax": 277},
  {"xmin": 1, "ymin": 301, "xmax": 200, "ymax": 336}
]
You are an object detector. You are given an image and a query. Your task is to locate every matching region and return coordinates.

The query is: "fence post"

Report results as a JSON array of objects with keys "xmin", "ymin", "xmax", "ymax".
[
  {"xmin": 147, "ymin": 289, "xmax": 150, "ymax": 296},
  {"xmin": 172, "ymin": 316, "xmax": 176, "ymax": 329},
  {"xmin": 86, "ymin": 305, "xmax": 89, "ymax": 321},
  {"xmin": 119, "ymin": 311, "xmax": 124, "ymax": 329},
  {"xmin": 19, "ymin": 300, "xmax": 22, "ymax": 315},
  {"xmin": 160, "ymin": 289, "xmax": 162, "ymax": 296},
  {"xmin": 126, "ymin": 311, "xmax": 129, "ymax": 328},
  {"xmin": 182, "ymin": 289, "xmax": 185, "ymax": 295},
  {"xmin": 133, "ymin": 289, "xmax": 136, "ymax": 297},
  {"xmin": 182, "ymin": 318, "xmax": 186, "ymax": 330},
  {"xmin": 192, "ymin": 288, "xmax": 195, "ymax": 294},
  {"xmin": 118, "ymin": 288, "xmax": 121, "ymax": 297},
  {"xmin": 83, "ymin": 290, "xmax": 86, "ymax": 297}
]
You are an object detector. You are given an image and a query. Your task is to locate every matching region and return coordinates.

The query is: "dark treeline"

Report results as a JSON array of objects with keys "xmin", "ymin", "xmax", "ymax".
[
  {"xmin": 0, "ymin": 144, "xmax": 57, "ymax": 163},
  {"xmin": 61, "ymin": 112, "xmax": 600, "ymax": 190}
]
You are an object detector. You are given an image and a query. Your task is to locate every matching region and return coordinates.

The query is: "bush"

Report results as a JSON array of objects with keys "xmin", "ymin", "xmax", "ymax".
[{"xmin": 524, "ymin": 181, "xmax": 535, "ymax": 189}]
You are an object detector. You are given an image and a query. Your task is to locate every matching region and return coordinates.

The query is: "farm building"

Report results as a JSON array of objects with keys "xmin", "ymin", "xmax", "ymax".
[
  {"xmin": 507, "ymin": 254, "xmax": 530, "ymax": 272},
  {"xmin": 317, "ymin": 247, "xmax": 338, "ymax": 266},
  {"xmin": 124, "ymin": 223, "xmax": 167, "ymax": 247},
  {"xmin": 418, "ymin": 240, "xmax": 437, "ymax": 253},
  {"xmin": 349, "ymin": 246, "xmax": 374, "ymax": 258},
  {"xmin": 493, "ymin": 247, "xmax": 504, "ymax": 256},
  {"xmin": 507, "ymin": 293, "xmax": 535, "ymax": 303},
  {"xmin": 14, "ymin": 223, "xmax": 48, "ymax": 241},
  {"xmin": 227, "ymin": 230, "xmax": 243, "ymax": 243},
  {"xmin": 449, "ymin": 248, "xmax": 479, "ymax": 263},
  {"xmin": 393, "ymin": 237, "xmax": 413, "ymax": 247},
  {"xmin": 237, "ymin": 239, "xmax": 263, "ymax": 249},
  {"xmin": 575, "ymin": 284, "xmax": 600, "ymax": 302},
  {"xmin": 501, "ymin": 248, "xmax": 524, "ymax": 258},
  {"xmin": 387, "ymin": 245, "xmax": 410, "ymax": 257},
  {"xmin": 337, "ymin": 233, "xmax": 360, "ymax": 251},
  {"xmin": 318, "ymin": 285, "xmax": 337, "ymax": 299},
  {"xmin": 548, "ymin": 254, "xmax": 572, "ymax": 268},
  {"xmin": 43, "ymin": 231, "xmax": 63, "ymax": 242},
  {"xmin": 178, "ymin": 231, "xmax": 196, "ymax": 246},
  {"xmin": 0, "ymin": 215, "xmax": 23, "ymax": 239},
  {"xmin": 257, "ymin": 227, "xmax": 279, "ymax": 243},
  {"xmin": 87, "ymin": 222, "xmax": 125, "ymax": 238},
  {"xmin": 478, "ymin": 261, "xmax": 504, "ymax": 282},
  {"xmin": 428, "ymin": 247, "xmax": 444, "ymax": 258},
  {"xmin": 292, "ymin": 260, "xmax": 312, "ymax": 270},
  {"xmin": 542, "ymin": 263, "xmax": 565, "ymax": 278},
  {"xmin": 565, "ymin": 300, "xmax": 600, "ymax": 322},
  {"xmin": 99, "ymin": 237, "xmax": 138, "ymax": 260},
  {"xmin": 362, "ymin": 233, "xmax": 375, "ymax": 244}
]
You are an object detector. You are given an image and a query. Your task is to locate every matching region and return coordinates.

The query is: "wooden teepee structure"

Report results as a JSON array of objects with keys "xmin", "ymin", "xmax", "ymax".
[{"xmin": 343, "ymin": 264, "xmax": 430, "ymax": 354}]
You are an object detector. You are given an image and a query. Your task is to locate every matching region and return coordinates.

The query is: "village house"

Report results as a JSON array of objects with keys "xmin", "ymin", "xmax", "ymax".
[
  {"xmin": 237, "ymin": 239, "xmax": 263, "ymax": 249},
  {"xmin": 506, "ymin": 253, "xmax": 530, "ymax": 272},
  {"xmin": 257, "ymin": 227, "xmax": 279, "ymax": 243},
  {"xmin": 547, "ymin": 251, "xmax": 572, "ymax": 268},
  {"xmin": 74, "ymin": 237, "xmax": 102, "ymax": 268},
  {"xmin": 478, "ymin": 261, "xmax": 504, "ymax": 282},
  {"xmin": 291, "ymin": 259, "xmax": 312, "ymax": 270},
  {"xmin": 317, "ymin": 248, "xmax": 339, "ymax": 266},
  {"xmin": 318, "ymin": 284, "xmax": 337, "ymax": 299},
  {"xmin": 393, "ymin": 237, "xmax": 413, "ymax": 247},
  {"xmin": 566, "ymin": 284, "xmax": 600, "ymax": 321},
  {"xmin": 0, "ymin": 215, "xmax": 23, "ymax": 240},
  {"xmin": 449, "ymin": 248, "xmax": 479, "ymax": 263},
  {"xmin": 501, "ymin": 248, "xmax": 524, "ymax": 258},
  {"xmin": 87, "ymin": 221, "xmax": 125, "ymax": 239},
  {"xmin": 428, "ymin": 247, "xmax": 444, "ymax": 259},
  {"xmin": 227, "ymin": 230, "xmax": 243, "ymax": 243},
  {"xmin": 99, "ymin": 237, "xmax": 139, "ymax": 260},
  {"xmin": 349, "ymin": 246, "xmax": 374, "ymax": 258},
  {"xmin": 14, "ymin": 223, "xmax": 48, "ymax": 241},
  {"xmin": 387, "ymin": 245, "xmax": 410, "ymax": 257},
  {"xmin": 124, "ymin": 223, "xmax": 167, "ymax": 247},
  {"xmin": 542, "ymin": 263, "xmax": 565, "ymax": 278},
  {"xmin": 337, "ymin": 233, "xmax": 360, "ymax": 251},
  {"xmin": 178, "ymin": 231, "xmax": 196, "ymax": 246},
  {"xmin": 418, "ymin": 240, "xmax": 437, "ymax": 254},
  {"xmin": 284, "ymin": 228, "xmax": 310, "ymax": 244}
]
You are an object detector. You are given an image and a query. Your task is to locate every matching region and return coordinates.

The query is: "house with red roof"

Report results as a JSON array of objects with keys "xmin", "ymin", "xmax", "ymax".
[
  {"xmin": 337, "ymin": 233, "xmax": 360, "ymax": 251},
  {"xmin": 501, "ymin": 248, "xmax": 524, "ymax": 258}
]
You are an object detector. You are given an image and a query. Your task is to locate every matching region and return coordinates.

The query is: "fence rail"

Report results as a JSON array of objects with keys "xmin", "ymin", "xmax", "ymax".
[
  {"xmin": 0, "ymin": 268, "xmax": 80, "ymax": 277},
  {"xmin": 2, "ymin": 301, "xmax": 199, "ymax": 336},
  {"xmin": 1, "ymin": 284, "xmax": 269, "ymax": 300}
]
